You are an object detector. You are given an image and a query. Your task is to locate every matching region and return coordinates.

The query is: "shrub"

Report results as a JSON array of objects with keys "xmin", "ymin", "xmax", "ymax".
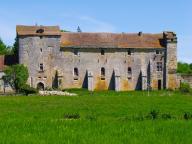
[
  {"xmin": 179, "ymin": 82, "xmax": 191, "ymax": 93},
  {"xmin": 20, "ymin": 85, "xmax": 38, "ymax": 96},
  {"xmin": 161, "ymin": 113, "xmax": 172, "ymax": 120},
  {"xmin": 183, "ymin": 112, "xmax": 192, "ymax": 120},
  {"xmin": 146, "ymin": 110, "xmax": 159, "ymax": 120},
  {"xmin": 64, "ymin": 113, "xmax": 80, "ymax": 119}
]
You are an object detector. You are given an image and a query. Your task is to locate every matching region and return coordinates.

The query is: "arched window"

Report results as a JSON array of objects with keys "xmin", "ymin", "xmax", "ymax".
[
  {"xmin": 74, "ymin": 68, "xmax": 79, "ymax": 80},
  {"xmin": 101, "ymin": 49, "xmax": 105, "ymax": 55},
  {"xmin": 101, "ymin": 67, "xmax": 105, "ymax": 80},
  {"xmin": 37, "ymin": 82, "xmax": 44, "ymax": 90}
]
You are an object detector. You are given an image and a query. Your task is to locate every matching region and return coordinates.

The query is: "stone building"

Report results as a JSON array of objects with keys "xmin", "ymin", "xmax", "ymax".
[{"xmin": 16, "ymin": 25, "xmax": 178, "ymax": 91}]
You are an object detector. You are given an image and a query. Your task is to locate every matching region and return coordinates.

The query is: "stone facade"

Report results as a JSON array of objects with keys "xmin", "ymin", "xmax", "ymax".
[{"xmin": 16, "ymin": 25, "xmax": 178, "ymax": 91}]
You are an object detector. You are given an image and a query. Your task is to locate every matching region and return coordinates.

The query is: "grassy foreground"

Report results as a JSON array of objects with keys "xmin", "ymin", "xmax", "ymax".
[{"xmin": 0, "ymin": 90, "xmax": 192, "ymax": 144}]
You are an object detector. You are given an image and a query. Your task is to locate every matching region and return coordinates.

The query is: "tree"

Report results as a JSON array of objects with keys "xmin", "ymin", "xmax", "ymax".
[
  {"xmin": 3, "ymin": 64, "xmax": 29, "ymax": 92},
  {"xmin": 177, "ymin": 62, "xmax": 192, "ymax": 74},
  {"xmin": 190, "ymin": 63, "xmax": 192, "ymax": 70},
  {"xmin": 0, "ymin": 38, "xmax": 8, "ymax": 55}
]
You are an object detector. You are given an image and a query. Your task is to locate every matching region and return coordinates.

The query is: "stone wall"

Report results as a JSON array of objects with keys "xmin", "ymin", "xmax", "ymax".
[
  {"xmin": 178, "ymin": 74, "xmax": 192, "ymax": 88},
  {"xmin": 18, "ymin": 32, "xmax": 178, "ymax": 91},
  {"xmin": 19, "ymin": 35, "xmax": 168, "ymax": 91}
]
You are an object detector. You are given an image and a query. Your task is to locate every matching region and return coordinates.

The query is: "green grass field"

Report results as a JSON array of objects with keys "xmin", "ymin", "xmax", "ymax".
[{"xmin": 0, "ymin": 90, "xmax": 192, "ymax": 144}]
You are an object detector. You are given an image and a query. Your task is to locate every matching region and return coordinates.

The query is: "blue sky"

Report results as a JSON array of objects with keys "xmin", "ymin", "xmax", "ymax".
[{"xmin": 0, "ymin": 0, "xmax": 191, "ymax": 62}]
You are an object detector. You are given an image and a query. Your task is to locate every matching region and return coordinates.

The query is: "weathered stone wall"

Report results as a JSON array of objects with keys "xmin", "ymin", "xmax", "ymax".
[
  {"xmin": 178, "ymin": 74, "xmax": 192, "ymax": 88},
  {"xmin": 18, "ymin": 32, "xmax": 178, "ymax": 91},
  {"xmin": 165, "ymin": 32, "xmax": 178, "ymax": 90}
]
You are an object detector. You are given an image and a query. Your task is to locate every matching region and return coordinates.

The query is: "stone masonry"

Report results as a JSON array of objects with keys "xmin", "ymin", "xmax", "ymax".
[{"xmin": 16, "ymin": 25, "xmax": 178, "ymax": 91}]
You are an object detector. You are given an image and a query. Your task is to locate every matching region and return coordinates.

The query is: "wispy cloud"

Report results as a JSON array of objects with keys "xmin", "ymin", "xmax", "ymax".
[{"xmin": 78, "ymin": 16, "xmax": 116, "ymax": 32}]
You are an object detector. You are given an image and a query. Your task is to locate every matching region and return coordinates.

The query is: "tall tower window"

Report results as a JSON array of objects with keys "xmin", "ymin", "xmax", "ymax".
[
  {"xmin": 40, "ymin": 63, "xmax": 44, "ymax": 71},
  {"xmin": 74, "ymin": 67, "xmax": 79, "ymax": 80},
  {"xmin": 128, "ymin": 67, "xmax": 132, "ymax": 75},
  {"xmin": 101, "ymin": 67, "xmax": 105, "ymax": 80},
  {"xmin": 157, "ymin": 62, "xmax": 163, "ymax": 71}
]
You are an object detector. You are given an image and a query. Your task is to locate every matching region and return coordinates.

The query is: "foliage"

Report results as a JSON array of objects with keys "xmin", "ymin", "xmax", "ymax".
[
  {"xmin": 179, "ymin": 82, "xmax": 191, "ymax": 93},
  {"xmin": 0, "ymin": 91, "xmax": 192, "ymax": 143},
  {"xmin": 3, "ymin": 64, "xmax": 29, "ymax": 92},
  {"xmin": 20, "ymin": 84, "xmax": 38, "ymax": 95},
  {"xmin": 177, "ymin": 62, "xmax": 192, "ymax": 74},
  {"xmin": 0, "ymin": 38, "xmax": 12, "ymax": 55}
]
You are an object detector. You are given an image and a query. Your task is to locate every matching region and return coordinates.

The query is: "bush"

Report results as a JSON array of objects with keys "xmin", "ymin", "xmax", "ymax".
[
  {"xmin": 161, "ymin": 113, "xmax": 172, "ymax": 120},
  {"xmin": 183, "ymin": 112, "xmax": 192, "ymax": 120},
  {"xmin": 20, "ymin": 85, "xmax": 38, "ymax": 96},
  {"xmin": 180, "ymin": 82, "xmax": 191, "ymax": 93},
  {"xmin": 146, "ymin": 110, "xmax": 159, "ymax": 120},
  {"xmin": 63, "ymin": 113, "xmax": 80, "ymax": 119}
]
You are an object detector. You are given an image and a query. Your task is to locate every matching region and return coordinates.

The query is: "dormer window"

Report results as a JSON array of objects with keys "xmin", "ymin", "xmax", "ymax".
[{"xmin": 36, "ymin": 28, "xmax": 44, "ymax": 34}]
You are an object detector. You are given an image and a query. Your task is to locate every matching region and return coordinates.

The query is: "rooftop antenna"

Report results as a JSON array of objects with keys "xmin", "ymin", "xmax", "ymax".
[{"xmin": 77, "ymin": 26, "xmax": 82, "ymax": 32}]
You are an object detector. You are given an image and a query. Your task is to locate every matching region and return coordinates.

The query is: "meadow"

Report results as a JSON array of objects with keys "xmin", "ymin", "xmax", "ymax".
[{"xmin": 0, "ymin": 90, "xmax": 192, "ymax": 144}]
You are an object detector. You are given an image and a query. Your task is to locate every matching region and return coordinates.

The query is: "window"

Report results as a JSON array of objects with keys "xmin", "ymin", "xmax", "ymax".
[
  {"xmin": 101, "ymin": 49, "xmax": 105, "ymax": 55},
  {"xmin": 157, "ymin": 62, "xmax": 163, "ymax": 71},
  {"xmin": 156, "ymin": 50, "xmax": 163, "ymax": 55},
  {"xmin": 128, "ymin": 67, "xmax": 132, "ymax": 79},
  {"xmin": 74, "ymin": 49, "xmax": 79, "ymax": 56},
  {"xmin": 40, "ymin": 48, "xmax": 42, "ymax": 52},
  {"xmin": 128, "ymin": 49, "xmax": 131, "ymax": 55},
  {"xmin": 128, "ymin": 67, "xmax": 132, "ymax": 75},
  {"xmin": 74, "ymin": 68, "xmax": 79, "ymax": 80},
  {"xmin": 40, "ymin": 63, "xmax": 44, "ymax": 71},
  {"xmin": 101, "ymin": 67, "xmax": 105, "ymax": 80},
  {"xmin": 36, "ymin": 29, "xmax": 44, "ymax": 34}
]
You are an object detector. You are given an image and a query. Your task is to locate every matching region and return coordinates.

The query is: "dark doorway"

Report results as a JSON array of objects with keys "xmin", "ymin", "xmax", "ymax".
[
  {"xmin": 37, "ymin": 82, "xmax": 44, "ymax": 90},
  {"xmin": 158, "ymin": 80, "xmax": 162, "ymax": 90}
]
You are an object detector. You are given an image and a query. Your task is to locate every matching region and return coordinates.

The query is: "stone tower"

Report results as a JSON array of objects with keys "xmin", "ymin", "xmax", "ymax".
[{"xmin": 164, "ymin": 31, "xmax": 178, "ymax": 89}]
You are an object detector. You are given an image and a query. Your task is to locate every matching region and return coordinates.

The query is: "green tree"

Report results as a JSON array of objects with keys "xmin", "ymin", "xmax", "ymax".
[
  {"xmin": 177, "ymin": 62, "xmax": 192, "ymax": 74},
  {"xmin": 190, "ymin": 63, "xmax": 192, "ymax": 70},
  {"xmin": 0, "ymin": 38, "xmax": 8, "ymax": 55},
  {"xmin": 3, "ymin": 64, "xmax": 29, "ymax": 92}
]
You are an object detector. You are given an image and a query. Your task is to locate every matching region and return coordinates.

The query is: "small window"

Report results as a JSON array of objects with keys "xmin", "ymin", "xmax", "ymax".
[
  {"xmin": 156, "ymin": 50, "xmax": 163, "ymax": 55},
  {"xmin": 40, "ymin": 48, "xmax": 42, "ymax": 52},
  {"xmin": 157, "ymin": 62, "xmax": 163, "ymax": 71},
  {"xmin": 101, "ymin": 49, "xmax": 105, "ymax": 55},
  {"xmin": 40, "ymin": 63, "xmax": 44, "ymax": 71},
  {"xmin": 128, "ymin": 67, "xmax": 132, "ymax": 75},
  {"xmin": 74, "ymin": 49, "xmax": 79, "ymax": 56},
  {"xmin": 74, "ymin": 68, "xmax": 79, "ymax": 80},
  {"xmin": 101, "ymin": 67, "xmax": 105, "ymax": 80},
  {"xmin": 128, "ymin": 49, "xmax": 131, "ymax": 55}
]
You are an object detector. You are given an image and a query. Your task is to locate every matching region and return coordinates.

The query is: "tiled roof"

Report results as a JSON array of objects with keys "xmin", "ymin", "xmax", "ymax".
[
  {"xmin": 61, "ymin": 32, "xmax": 165, "ymax": 48},
  {"xmin": 16, "ymin": 25, "xmax": 61, "ymax": 36}
]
